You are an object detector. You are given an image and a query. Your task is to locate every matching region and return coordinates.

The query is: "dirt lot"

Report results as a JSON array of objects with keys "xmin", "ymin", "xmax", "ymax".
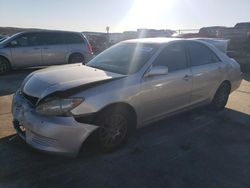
[{"xmin": 0, "ymin": 69, "xmax": 250, "ymax": 188}]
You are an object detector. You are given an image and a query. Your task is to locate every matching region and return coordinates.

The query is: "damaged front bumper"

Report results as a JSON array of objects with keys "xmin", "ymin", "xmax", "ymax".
[{"xmin": 12, "ymin": 91, "xmax": 98, "ymax": 157}]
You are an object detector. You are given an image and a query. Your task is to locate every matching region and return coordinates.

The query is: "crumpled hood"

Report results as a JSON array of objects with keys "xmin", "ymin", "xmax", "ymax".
[{"xmin": 22, "ymin": 63, "xmax": 124, "ymax": 100}]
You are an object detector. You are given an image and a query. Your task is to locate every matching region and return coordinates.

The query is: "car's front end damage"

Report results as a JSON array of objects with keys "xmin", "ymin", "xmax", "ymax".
[
  {"xmin": 12, "ymin": 90, "xmax": 98, "ymax": 157},
  {"xmin": 11, "ymin": 64, "xmax": 125, "ymax": 157}
]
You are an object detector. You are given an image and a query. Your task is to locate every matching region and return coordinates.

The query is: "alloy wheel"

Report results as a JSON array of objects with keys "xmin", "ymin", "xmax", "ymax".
[{"xmin": 98, "ymin": 114, "xmax": 128, "ymax": 148}]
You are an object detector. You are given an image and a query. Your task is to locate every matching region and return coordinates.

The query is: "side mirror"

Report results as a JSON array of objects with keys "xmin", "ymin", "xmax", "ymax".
[
  {"xmin": 10, "ymin": 40, "xmax": 18, "ymax": 47},
  {"xmin": 145, "ymin": 66, "xmax": 168, "ymax": 77}
]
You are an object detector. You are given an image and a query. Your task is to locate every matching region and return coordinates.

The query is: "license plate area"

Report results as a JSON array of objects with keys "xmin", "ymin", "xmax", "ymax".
[{"xmin": 13, "ymin": 119, "xmax": 26, "ymax": 140}]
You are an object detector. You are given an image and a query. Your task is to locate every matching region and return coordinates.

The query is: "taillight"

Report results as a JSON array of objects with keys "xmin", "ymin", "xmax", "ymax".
[{"xmin": 87, "ymin": 43, "xmax": 93, "ymax": 54}]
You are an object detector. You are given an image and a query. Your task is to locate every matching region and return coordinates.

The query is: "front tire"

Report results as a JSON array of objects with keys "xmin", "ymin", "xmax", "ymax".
[
  {"xmin": 0, "ymin": 57, "xmax": 11, "ymax": 74},
  {"xmin": 94, "ymin": 108, "xmax": 133, "ymax": 152},
  {"xmin": 210, "ymin": 82, "xmax": 231, "ymax": 111}
]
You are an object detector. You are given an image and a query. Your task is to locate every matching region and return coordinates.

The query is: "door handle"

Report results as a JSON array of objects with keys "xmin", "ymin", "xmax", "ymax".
[
  {"xmin": 43, "ymin": 47, "xmax": 49, "ymax": 49},
  {"xmin": 33, "ymin": 47, "xmax": 40, "ymax": 50},
  {"xmin": 183, "ymin": 75, "xmax": 192, "ymax": 81}
]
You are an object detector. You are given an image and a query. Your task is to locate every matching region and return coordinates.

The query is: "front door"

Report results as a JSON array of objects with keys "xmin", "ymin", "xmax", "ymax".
[
  {"xmin": 10, "ymin": 33, "xmax": 42, "ymax": 67},
  {"xmin": 139, "ymin": 42, "xmax": 192, "ymax": 124}
]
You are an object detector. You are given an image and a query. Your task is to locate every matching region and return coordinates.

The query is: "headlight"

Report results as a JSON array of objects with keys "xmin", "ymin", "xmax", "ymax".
[{"xmin": 36, "ymin": 98, "xmax": 83, "ymax": 116}]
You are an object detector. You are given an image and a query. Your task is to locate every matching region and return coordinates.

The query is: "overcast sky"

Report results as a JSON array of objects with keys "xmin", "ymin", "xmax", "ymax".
[{"xmin": 0, "ymin": 0, "xmax": 249, "ymax": 32}]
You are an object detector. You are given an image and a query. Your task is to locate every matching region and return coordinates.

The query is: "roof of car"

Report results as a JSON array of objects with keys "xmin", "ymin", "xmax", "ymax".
[
  {"xmin": 123, "ymin": 37, "xmax": 182, "ymax": 44},
  {"xmin": 122, "ymin": 37, "xmax": 228, "ymax": 53},
  {"xmin": 122, "ymin": 37, "xmax": 216, "ymax": 44},
  {"xmin": 17, "ymin": 30, "xmax": 82, "ymax": 35}
]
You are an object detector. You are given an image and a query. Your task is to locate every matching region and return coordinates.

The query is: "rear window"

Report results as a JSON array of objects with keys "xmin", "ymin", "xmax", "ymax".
[
  {"xmin": 188, "ymin": 42, "xmax": 220, "ymax": 66},
  {"xmin": 40, "ymin": 32, "xmax": 64, "ymax": 45}
]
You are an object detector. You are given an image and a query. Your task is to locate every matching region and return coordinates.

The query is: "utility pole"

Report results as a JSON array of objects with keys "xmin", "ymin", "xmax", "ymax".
[{"xmin": 106, "ymin": 26, "xmax": 110, "ymax": 45}]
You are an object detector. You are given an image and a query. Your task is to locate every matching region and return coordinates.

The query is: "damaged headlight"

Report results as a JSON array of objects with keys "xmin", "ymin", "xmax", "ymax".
[{"xmin": 36, "ymin": 98, "xmax": 83, "ymax": 116}]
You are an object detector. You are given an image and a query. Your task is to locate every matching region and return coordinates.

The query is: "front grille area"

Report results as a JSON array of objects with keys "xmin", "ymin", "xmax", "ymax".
[{"xmin": 22, "ymin": 92, "xmax": 39, "ymax": 106}]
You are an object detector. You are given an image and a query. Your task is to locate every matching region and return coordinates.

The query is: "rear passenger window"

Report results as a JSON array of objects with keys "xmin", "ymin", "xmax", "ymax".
[
  {"xmin": 153, "ymin": 43, "xmax": 187, "ymax": 72},
  {"xmin": 188, "ymin": 42, "xmax": 220, "ymax": 66},
  {"xmin": 64, "ymin": 33, "xmax": 84, "ymax": 44},
  {"xmin": 41, "ymin": 33, "xmax": 64, "ymax": 45},
  {"xmin": 211, "ymin": 52, "xmax": 221, "ymax": 63}
]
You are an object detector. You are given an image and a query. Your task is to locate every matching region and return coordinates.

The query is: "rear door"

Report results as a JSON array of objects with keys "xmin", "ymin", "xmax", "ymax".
[
  {"xmin": 187, "ymin": 41, "xmax": 223, "ymax": 104},
  {"xmin": 140, "ymin": 42, "xmax": 192, "ymax": 123},
  {"xmin": 10, "ymin": 33, "xmax": 42, "ymax": 67},
  {"xmin": 64, "ymin": 33, "xmax": 87, "ymax": 58},
  {"xmin": 41, "ymin": 32, "xmax": 68, "ymax": 65}
]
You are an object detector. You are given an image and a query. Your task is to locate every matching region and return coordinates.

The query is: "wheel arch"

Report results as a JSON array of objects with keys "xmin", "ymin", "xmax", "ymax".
[
  {"xmin": 0, "ymin": 55, "xmax": 12, "ymax": 73},
  {"xmin": 210, "ymin": 80, "xmax": 232, "ymax": 102},
  {"xmin": 0, "ymin": 55, "xmax": 11, "ymax": 65},
  {"xmin": 76, "ymin": 102, "xmax": 137, "ymax": 154},
  {"xmin": 97, "ymin": 102, "xmax": 138, "ymax": 130},
  {"xmin": 67, "ymin": 52, "xmax": 85, "ymax": 63},
  {"xmin": 221, "ymin": 80, "xmax": 231, "ymax": 92},
  {"xmin": 209, "ymin": 80, "xmax": 231, "ymax": 111}
]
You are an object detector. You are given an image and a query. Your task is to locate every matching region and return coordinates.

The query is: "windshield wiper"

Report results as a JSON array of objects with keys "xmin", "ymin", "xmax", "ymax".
[{"xmin": 88, "ymin": 64, "xmax": 126, "ymax": 75}]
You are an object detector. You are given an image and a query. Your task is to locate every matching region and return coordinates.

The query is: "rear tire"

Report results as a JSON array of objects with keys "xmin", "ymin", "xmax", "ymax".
[
  {"xmin": 210, "ymin": 82, "xmax": 231, "ymax": 111},
  {"xmin": 94, "ymin": 107, "xmax": 134, "ymax": 152},
  {"xmin": 0, "ymin": 57, "xmax": 11, "ymax": 74},
  {"xmin": 68, "ymin": 53, "xmax": 84, "ymax": 64}
]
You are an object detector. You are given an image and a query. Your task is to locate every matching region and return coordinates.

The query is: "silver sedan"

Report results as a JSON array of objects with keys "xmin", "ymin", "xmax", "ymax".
[{"xmin": 12, "ymin": 38, "xmax": 242, "ymax": 157}]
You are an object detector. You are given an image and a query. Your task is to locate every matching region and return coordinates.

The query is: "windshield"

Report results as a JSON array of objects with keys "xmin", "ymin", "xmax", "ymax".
[
  {"xmin": 0, "ymin": 37, "xmax": 8, "ymax": 43},
  {"xmin": 0, "ymin": 33, "xmax": 19, "ymax": 44},
  {"xmin": 87, "ymin": 42, "xmax": 159, "ymax": 75}
]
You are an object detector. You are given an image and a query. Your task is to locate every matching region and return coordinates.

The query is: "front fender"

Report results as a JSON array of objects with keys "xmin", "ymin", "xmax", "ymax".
[{"xmin": 0, "ymin": 50, "xmax": 12, "ymax": 65}]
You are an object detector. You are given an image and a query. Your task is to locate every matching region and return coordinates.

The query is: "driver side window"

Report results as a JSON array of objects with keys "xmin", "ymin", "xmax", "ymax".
[
  {"xmin": 9, "ymin": 33, "xmax": 40, "ymax": 47},
  {"xmin": 153, "ymin": 42, "xmax": 188, "ymax": 72},
  {"xmin": 15, "ymin": 35, "xmax": 29, "ymax": 47}
]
